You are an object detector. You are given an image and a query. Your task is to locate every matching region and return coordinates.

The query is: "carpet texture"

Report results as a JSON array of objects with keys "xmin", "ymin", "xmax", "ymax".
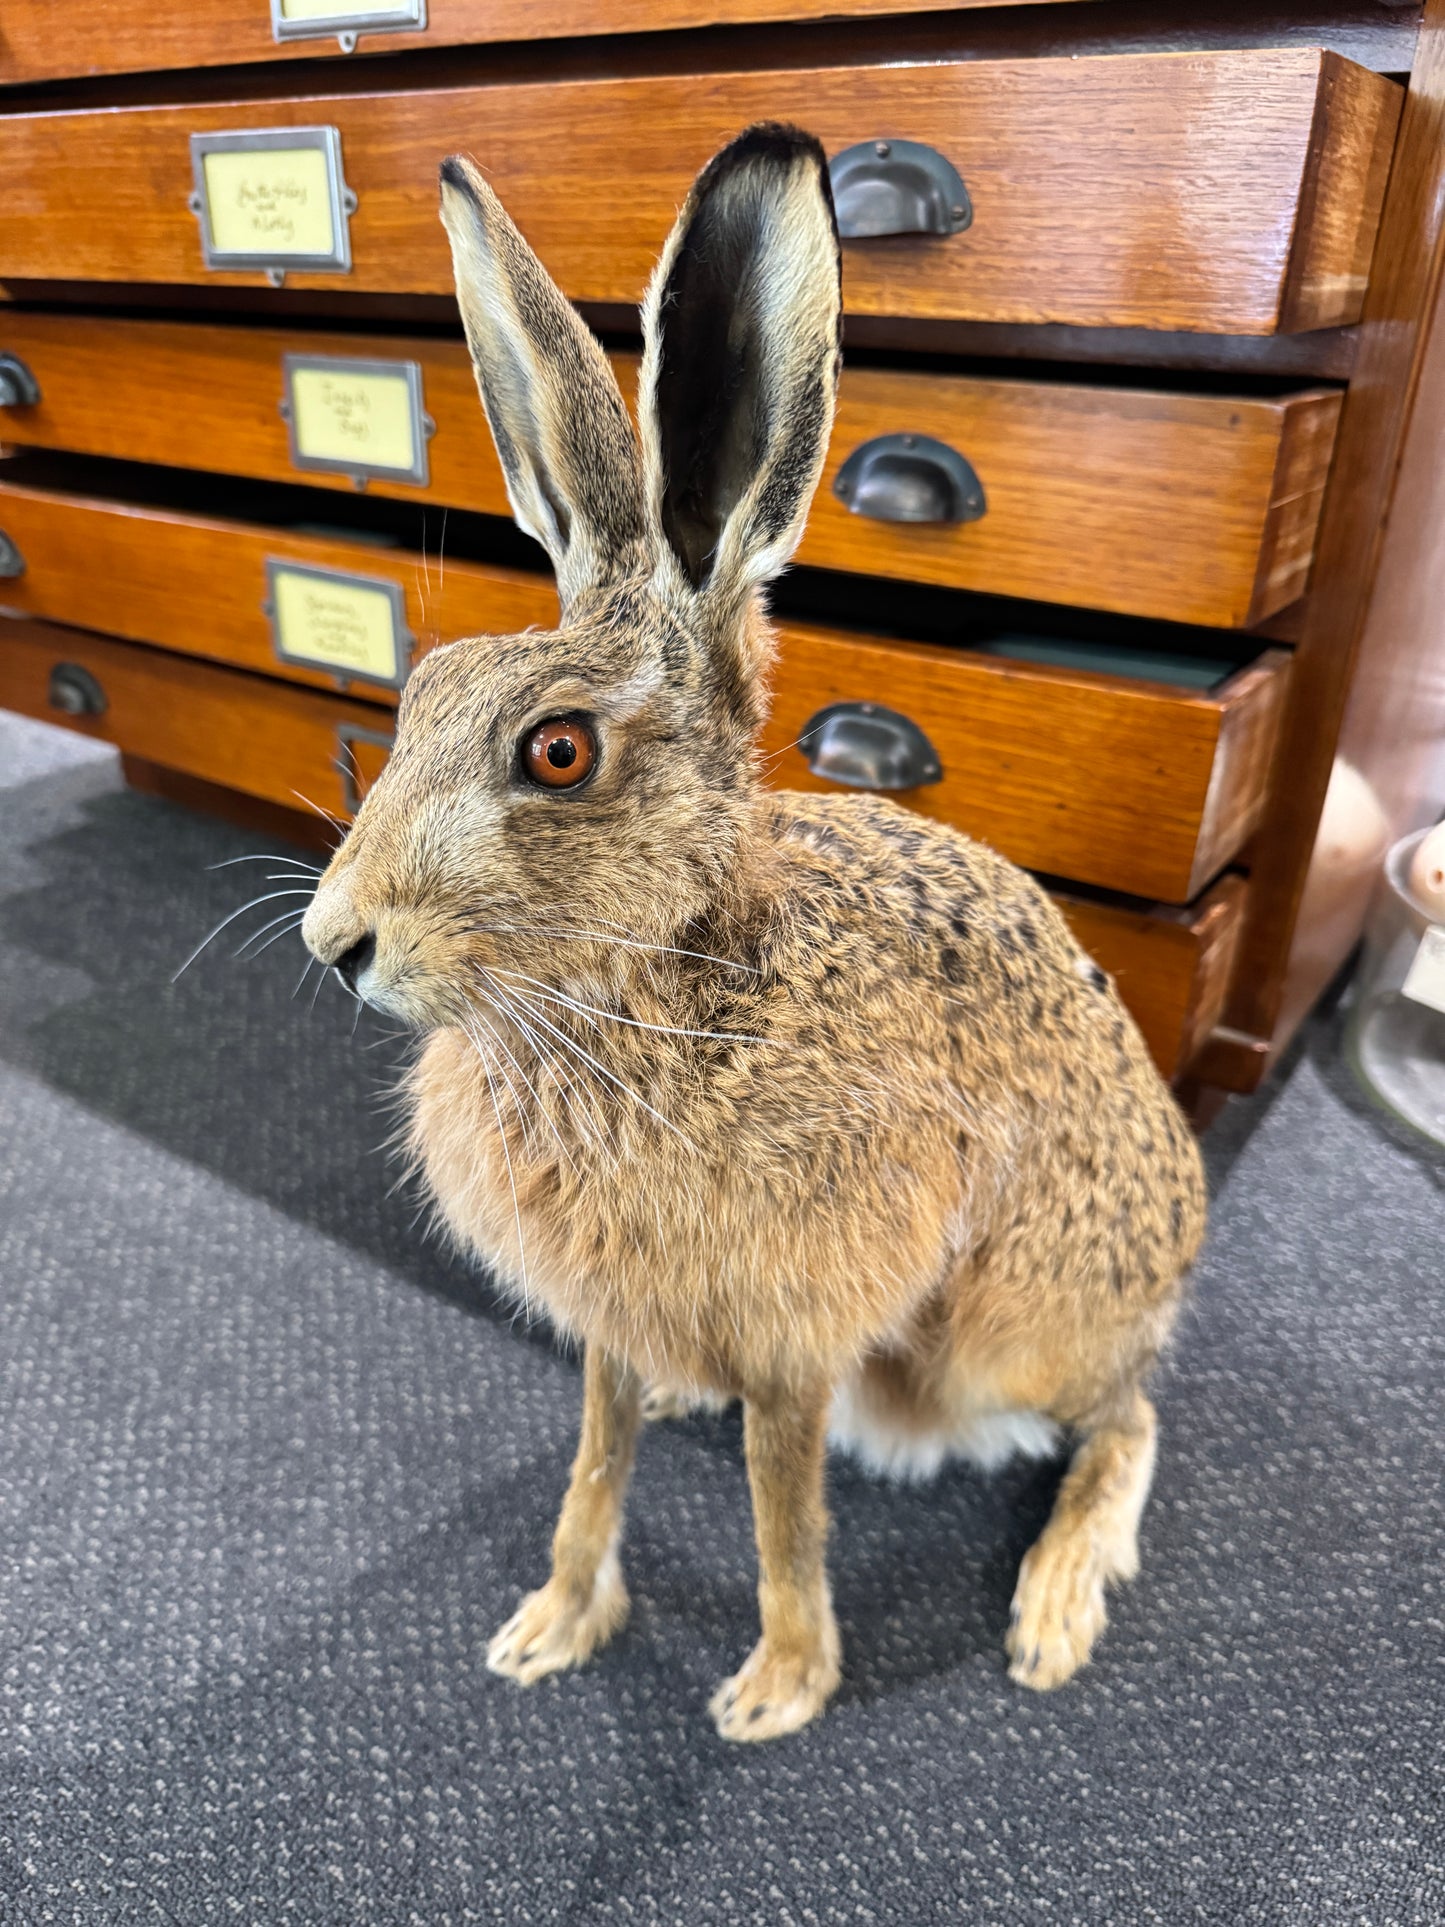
[{"xmin": 0, "ymin": 724, "xmax": 1441, "ymax": 1925}]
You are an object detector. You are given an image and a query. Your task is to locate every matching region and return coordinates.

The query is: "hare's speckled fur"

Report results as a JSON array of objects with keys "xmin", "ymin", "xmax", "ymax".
[{"xmin": 304, "ymin": 125, "xmax": 1206, "ymax": 1742}]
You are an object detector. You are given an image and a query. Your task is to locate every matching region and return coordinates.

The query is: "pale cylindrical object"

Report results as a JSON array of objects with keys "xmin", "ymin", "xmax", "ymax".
[
  {"xmin": 1347, "ymin": 826, "xmax": 1445, "ymax": 1146},
  {"xmin": 1406, "ymin": 820, "xmax": 1445, "ymax": 919}
]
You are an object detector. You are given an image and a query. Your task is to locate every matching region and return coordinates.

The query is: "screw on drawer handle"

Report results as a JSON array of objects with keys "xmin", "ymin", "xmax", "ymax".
[
  {"xmin": 48, "ymin": 663, "xmax": 108, "ymax": 718},
  {"xmin": 798, "ymin": 701, "xmax": 943, "ymax": 792},
  {"xmin": 0, "ymin": 529, "xmax": 25, "ymax": 578},
  {"xmin": 827, "ymin": 140, "xmax": 972, "ymax": 239},
  {"xmin": 0, "ymin": 353, "xmax": 41, "ymax": 409},
  {"xmin": 833, "ymin": 433, "xmax": 986, "ymax": 525}
]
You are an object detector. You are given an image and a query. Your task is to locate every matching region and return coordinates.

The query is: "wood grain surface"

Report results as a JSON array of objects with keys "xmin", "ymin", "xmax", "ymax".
[
  {"xmin": 0, "ymin": 476, "xmax": 557, "ymax": 697},
  {"xmin": 0, "ymin": 51, "xmax": 1401, "ymax": 332},
  {"xmin": 759, "ymin": 625, "xmax": 1290, "ymax": 902},
  {"xmin": 0, "ymin": 470, "xmax": 1287, "ymax": 902},
  {"xmin": 0, "ymin": 614, "xmax": 1238, "ymax": 1080},
  {"xmin": 0, "ymin": 312, "xmax": 1343, "ymax": 626},
  {"xmin": 0, "ymin": 0, "xmax": 1081, "ymax": 86},
  {"xmin": 1056, "ymin": 875, "xmax": 1247, "ymax": 1079},
  {"xmin": 1207, "ymin": 0, "xmax": 1445, "ymax": 1081}
]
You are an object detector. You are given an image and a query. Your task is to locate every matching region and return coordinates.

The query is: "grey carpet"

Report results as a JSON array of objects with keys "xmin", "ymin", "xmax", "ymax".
[{"xmin": 0, "ymin": 721, "xmax": 1441, "ymax": 1926}]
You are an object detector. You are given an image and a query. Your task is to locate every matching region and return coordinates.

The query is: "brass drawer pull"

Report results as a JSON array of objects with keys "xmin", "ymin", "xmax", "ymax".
[
  {"xmin": 0, "ymin": 352, "xmax": 41, "ymax": 408},
  {"xmin": 800, "ymin": 701, "xmax": 943, "ymax": 792},
  {"xmin": 827, "ymin": 139, "xmax": 972, "ymax": 239},
  {"xmin": 833, "ymin": 432, "xmax": 986, "ymax": 525},
  {"xmin": 47, "ymin": 662, "xmax": 107, "ymax": 716}
]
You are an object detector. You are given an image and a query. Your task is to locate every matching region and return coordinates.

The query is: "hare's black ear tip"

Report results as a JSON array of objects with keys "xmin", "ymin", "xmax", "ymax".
[
  {"xmin": 438, "ymin": 155, "xmax": 474, "ymax": 196},
  {"xmin": 726, "ymin": 121, "xmax": 829, "ymax": 175}
]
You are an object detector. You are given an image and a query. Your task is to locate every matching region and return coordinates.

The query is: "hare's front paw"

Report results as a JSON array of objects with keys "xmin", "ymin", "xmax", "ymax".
[
  {"xmin": 709, "ymin": 1633, "xmax": 842, "ymax": 1743},
  {"xmin": 487, "ymin": 1552, "xmax": 628, "ymax": 1686},
  {"xmin": 1006, "ymin": 1534, "xmax": 1108, "ymax": 1691}
]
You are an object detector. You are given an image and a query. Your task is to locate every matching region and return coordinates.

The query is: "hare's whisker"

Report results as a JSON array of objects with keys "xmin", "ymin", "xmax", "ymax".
[
  {"xmin": 173, "ymin": 888, "xmax": 317, "ymax": 982},
  {"xmin": 476, "ymin": 922, "xmax": 758, "ymax": 976},
  {"xmin": 471, "ymin": 1016, "xmax": 531, "ymax": 1318},
  {"xmin": 235, "ymin": 912, "xmax": 309, "ymax": 960},
  {"xmin": 289, "ymin": 788, "xmax": 348, "ymax": 841},
  {"xmin": 483, "ymin": 976, "xmax": 615, "ymax": 1170},
  {"xmin": 502, "ymin": 982, "xmax": 697, "ymax": 1150},
  {"xmin": 471, "ymin": 992, "xmax": 582, "ymax": 1174},
  {"xmin": 490, "ymin": 965, "xmax": 773, "ymax": 1047},
  {"xmin": 208, "ymin": 853, "xmax": 324, "ymax": 874}
]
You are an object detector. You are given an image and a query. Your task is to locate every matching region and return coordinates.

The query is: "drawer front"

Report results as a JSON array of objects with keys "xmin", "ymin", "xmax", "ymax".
[
  {"xmin": 0, "ymin": 52, "xmax": 1400, "ymax": 332},
  {"xmin": 763, "ymin": 625, "xmax": 1290, "ymax": 903},
  {"xmin": 0, "ymin": 0, "xmax": 1064, "ymax": 85},
  {"xmin": 0, "ymin": 478, "xmax": 556, "ymax": 697},
  {"xmin": 1057, "ymin": 877, "xmax": 1247, "ymax": 1081},
  {"xmin": 0, "ymin": 615, "xmax": 394, "ymax": 824},
  {"xmin": 0, "ymin": 473, "xmax": 1288, "ymax": 902},
  {"xmin": 0, "ymin": 314, "xmax": 1342, "ymax": 627},
  {"xmin": 0, "ymin": 616, "xmax": 1240, "ymax": 1080}
]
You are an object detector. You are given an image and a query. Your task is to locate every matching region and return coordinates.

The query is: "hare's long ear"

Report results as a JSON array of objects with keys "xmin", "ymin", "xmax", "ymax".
[
  {"xmin": 439, "ymin": 156, "xmax": 646, "ymax": 607},
  {"xmin": 640, "ymin": 124, "xmax": 841, "ymax": 630}
]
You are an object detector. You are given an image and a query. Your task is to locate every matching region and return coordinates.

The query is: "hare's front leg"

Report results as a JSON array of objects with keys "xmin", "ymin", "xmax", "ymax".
[
  {"xmin": 488, "ymin": 1346, "xmax": 641, "ymax": 1685},
  {"xmin": 711, "ymin": 1382, "xmax": 842, "ymax": 1742},
  {"xmin": 1006, "ymin": 1390, "xmax": 1157, "ymax": 1690}
]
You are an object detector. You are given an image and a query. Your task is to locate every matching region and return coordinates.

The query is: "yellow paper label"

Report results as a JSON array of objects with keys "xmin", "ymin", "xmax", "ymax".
[
  {"xmin": 290, "ymin": 365, "xmax": 417, "ymax": 472},
  {"xmin": 202, "ymin": 146, "xmax": 337, "ymax": 256},
  {"xmin": 280, "ymin": 0, "xmax": 404, "ymax": 16},
  {"xmin": 272, "ymin": 568, "xmax": 402, "ymax": 681}
]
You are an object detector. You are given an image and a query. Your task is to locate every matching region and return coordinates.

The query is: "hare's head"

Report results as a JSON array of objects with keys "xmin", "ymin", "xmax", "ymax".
[{"xmin": 303, "ymin": 123, "xmax": 840, "ymax": 1026}]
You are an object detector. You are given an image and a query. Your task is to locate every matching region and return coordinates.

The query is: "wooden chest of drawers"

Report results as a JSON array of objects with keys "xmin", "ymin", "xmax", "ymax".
[{"xmin": 3, "ymin": 0, "xmax": 1444, "ymax": 1110}]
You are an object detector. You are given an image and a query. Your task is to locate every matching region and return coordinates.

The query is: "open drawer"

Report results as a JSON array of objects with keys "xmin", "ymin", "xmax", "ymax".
[
  {"xmin": 0, "ymin": 468, "xmax": 1289, "ymax": 904},
  {"xmin": 0, "ymin": 616, "xmax": 1247, "ymax": 1083},
  {"xmin": 0, "ymin": 472, "xmax": 556, "ymax": 699},
  {"xmin": 764, "ymin": 624, "xmax": 1289, "ymax": 904},
  {"xmin": 1, "ymin": 312, "xmax": 1341, "ymax": 627}
]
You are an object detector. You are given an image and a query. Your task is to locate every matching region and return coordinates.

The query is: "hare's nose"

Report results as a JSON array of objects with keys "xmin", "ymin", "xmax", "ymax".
[{"xmin": 334, "ymin": 932, "xmax": 376, "ymax": 992}]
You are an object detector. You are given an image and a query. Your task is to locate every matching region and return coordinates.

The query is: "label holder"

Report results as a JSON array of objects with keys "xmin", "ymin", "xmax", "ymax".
[
  {"xmin": 270, "ymin": 0, "xmax": 426, "ymax": 54},
  {"xmin": 335, "ymin": 723, "xmax": 397, "ymax": 815},
  {"xmin": 263, "ymin": 558, "xmax": 413, "ymax": 691},
  {"xmin": 188, "ymin": 126, "xmax": 357, "ymax": 284},
  {"xmin": 279, "ymin": 353, "xmax": 434, "ymax": 489}
]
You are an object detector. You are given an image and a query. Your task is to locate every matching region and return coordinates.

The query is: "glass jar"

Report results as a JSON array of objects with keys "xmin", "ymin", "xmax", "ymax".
[{"xmin": 1346, "ymin": 825, "xmax": 1445, "ymax": 1147}]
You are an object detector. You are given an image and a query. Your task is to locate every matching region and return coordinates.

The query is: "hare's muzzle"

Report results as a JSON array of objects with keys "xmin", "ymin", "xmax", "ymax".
[{"xmin": 331, "ymin": 932, "xmax": 376, "ymax": 994}]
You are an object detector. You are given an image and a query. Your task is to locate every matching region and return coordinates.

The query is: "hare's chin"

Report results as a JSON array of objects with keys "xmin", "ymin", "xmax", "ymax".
[{"xmin": 348, "ymin": 970, "xmax": 438, "ymax": 1027}]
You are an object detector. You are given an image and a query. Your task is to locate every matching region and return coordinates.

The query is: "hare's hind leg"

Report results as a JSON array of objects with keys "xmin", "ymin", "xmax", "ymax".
[
  {"xmin": 488, "ymin": 1346, "xmax": 641, "ymax": 1686},
  {"xmin": 1006, "ymin": 1389, "xmax": 1157, "ymax": 1691}
]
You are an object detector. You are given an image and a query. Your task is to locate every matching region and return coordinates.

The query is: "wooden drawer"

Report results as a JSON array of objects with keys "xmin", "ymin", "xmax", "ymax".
[
  {"xmin": 0, "ymin": 473, "xmax": 1288, "ymax": 901},
  {"xmin": 0, "ymin": 51, "xmax": 1400, "ymax": 333},
  {"xmin": 1056, "ymin": 877, "xmax": 1247, "ymax": 1082},
  {"xmin": 0, "ymin": 476, "xmax": 556, "ymax": 698},
  {"xmin": 761, "ymin": 626, "xmax": 1290, "ymax": 903},
  {"xmin": 0, "ymin": 314, "xmax": 1342, "ymax": 627},
  {"xmin": 0, "ymin": 1, "xmax": 1076, "ymax": 85},
  {"xmin": 0, "ymin": 615, "xmax": 1244, "ymax": 1081}
]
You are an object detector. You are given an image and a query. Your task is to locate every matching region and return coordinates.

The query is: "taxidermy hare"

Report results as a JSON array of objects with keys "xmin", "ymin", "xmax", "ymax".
[{"xmin": 303, "ymin": 124, "xmax": 1206, "ymax": 1742}]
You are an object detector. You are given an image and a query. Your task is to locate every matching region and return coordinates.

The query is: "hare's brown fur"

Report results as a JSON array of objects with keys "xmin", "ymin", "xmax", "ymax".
[{"xmin": 304, "ymin": 125, "xmax": 1205, "ymax": 1740}]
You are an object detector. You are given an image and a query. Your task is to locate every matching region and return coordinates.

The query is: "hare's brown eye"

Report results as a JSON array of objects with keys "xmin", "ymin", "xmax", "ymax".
[{"xmin": 522, "ymin": 716, "xmax": 597, "ymax": 790}]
